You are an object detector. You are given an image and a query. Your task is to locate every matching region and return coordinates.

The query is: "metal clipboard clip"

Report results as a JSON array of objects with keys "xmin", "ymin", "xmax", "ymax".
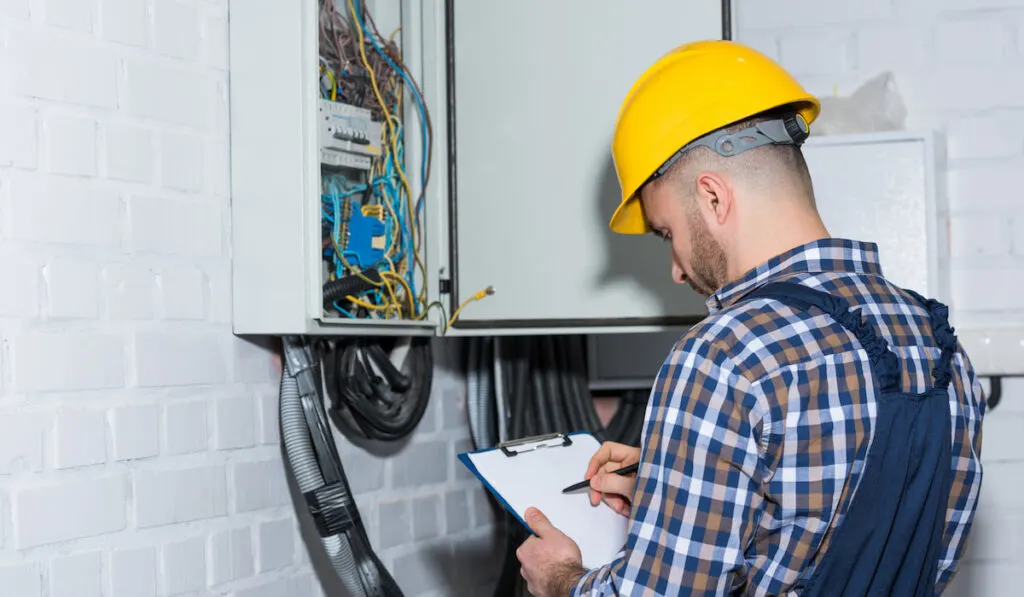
[{"xmin": 497, "ymin": 432, "xmax": 573, "ymax": 457}]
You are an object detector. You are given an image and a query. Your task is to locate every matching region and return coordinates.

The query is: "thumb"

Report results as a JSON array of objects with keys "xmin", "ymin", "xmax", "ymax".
[{"xmin": 524, "ymin": 507, "xmax": 556, "ymax": 537}]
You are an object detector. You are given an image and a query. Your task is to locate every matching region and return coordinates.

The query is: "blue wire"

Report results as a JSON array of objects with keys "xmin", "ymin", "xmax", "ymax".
[
  {"xmin": 333, "ymin": 302, "xmax": 357, "ymax": 318},
  {"xmin": 354, "ymin": 6, "xmax": 430, "ymax": 220},
  {"xmin": 326, "ymin": 6, "xmax": 428, "ymax": 313}
]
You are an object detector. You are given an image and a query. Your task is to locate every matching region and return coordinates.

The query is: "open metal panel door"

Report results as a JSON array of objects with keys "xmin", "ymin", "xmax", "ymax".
[{"xmin": 440, "ymin": 1, "xmax": 728, "ymax": 335}]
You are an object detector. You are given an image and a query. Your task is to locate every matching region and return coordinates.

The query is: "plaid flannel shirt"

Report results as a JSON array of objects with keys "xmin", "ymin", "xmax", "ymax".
[{"xmin": 572, "ymin": 238, "xmax": 985, "ymax": 596}]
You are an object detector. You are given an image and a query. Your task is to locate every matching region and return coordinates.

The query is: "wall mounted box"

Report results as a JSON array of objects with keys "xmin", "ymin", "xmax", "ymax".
[
  {"xmin": 230, "ymin": 2, "xmax": 1024, "ymax": 375},
  {"xmin": 228, "ymin": 0, "xmax": 727, "ymax": 337}
]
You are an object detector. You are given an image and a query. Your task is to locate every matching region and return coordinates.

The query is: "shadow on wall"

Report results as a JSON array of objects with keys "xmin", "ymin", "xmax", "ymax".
[
  {"xmin": 592, "ymin": 151, "xmax": 703, "ymax": 317},
  {"xmin": 284, "ymin": 445, "xmax": 506, "ymax": 597},
  {"xmin": 419, "ymin": 524, "xmax": 507, "ymax": 595}
]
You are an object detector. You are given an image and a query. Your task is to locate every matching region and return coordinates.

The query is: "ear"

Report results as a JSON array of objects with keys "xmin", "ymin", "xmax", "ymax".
[{"xmin": 694, "ymin": 171, "xmax": 733, "ymax": 226}]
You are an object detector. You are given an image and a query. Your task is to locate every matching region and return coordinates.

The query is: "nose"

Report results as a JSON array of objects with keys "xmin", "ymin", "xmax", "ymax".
[{"xmin": 671, "ymin": 262, "xmax": 685, "ymax": 285}]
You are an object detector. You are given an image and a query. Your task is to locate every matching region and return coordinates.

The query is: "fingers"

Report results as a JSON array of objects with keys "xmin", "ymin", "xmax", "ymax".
[
  {"xmin": 589, "ymin": 460, "xmax": 624, "ymax": 505},
  {"xmin": 589, "ymin": 471, "xmax": 635, "ymax": 500},
  {"xmin": 599, "ymin": 460, "xmax": 627, "ymax": 474},
  {"xmin": 585, "ymin": 442, "xmax": 640, "ymax": 478},
  {"xmin": 605, "ymin": 495, "xmax": 630, "ymax": 516},
  {"xmin": 588, "ymin": 471, "xmax": 635, "ymax": 513},
  {"xmin": 515, "ymin": 536, "xmax": 537, "ymax": 562},
  {"xmin": 524, "ymin": 507, "xmax": 555, "ymax": 538}
]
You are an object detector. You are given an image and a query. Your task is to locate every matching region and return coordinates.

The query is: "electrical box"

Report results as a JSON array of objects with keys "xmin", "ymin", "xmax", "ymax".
[{"xmin": 228, "ymin": 0, "xmax": 728, "ymax": 337}]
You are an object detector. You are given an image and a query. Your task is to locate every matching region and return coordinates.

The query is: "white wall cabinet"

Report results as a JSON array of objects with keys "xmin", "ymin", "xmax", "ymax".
[
  {"xmin": 444, "ymin": 1, "xmax": 724, "ymax": 333},
  {"xmin": 228, "ymin": 0, "xmax": 728, "ymax": 336}
]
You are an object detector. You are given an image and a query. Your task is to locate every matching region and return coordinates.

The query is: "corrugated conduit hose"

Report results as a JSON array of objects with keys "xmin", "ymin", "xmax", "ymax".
[
  {"xmin": 478, "ymin": 337, "xmax": 495, "ymax": 448},
  {"xmin": 466, "ymin": 337, "xmax": 483, "ymax": 449},
  {"xmin": 280, "ymin": 358, "xmax": 368, "ymax": 597},
  {"xmin": 466, "ymin": 336, "xmax": 496, "ymax": 449}
]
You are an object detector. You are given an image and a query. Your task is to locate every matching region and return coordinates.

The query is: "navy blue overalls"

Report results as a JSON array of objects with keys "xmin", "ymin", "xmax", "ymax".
[{"xmin": 741, "ymin": 281, "xmax": 956, "ymax": 597}]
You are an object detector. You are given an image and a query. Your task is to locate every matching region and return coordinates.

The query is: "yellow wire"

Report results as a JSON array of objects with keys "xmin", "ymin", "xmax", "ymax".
[
  {"xmin": 331, "ymin": 238, "xmax": 400, "ymax": 310},
  {"xmin": 417, "ymin": 300, "xmax": 447, "ymax": 322},
  {"xmin": 349, "ymin": 0, "xmax": 427, "ymax": 314},
  {"xmin": 381, "ymin": 271, "xmax": 414, "ymax": 316},
  {"xmin": 318, "ymin": 65, "xmax": 338, "ymax": 101},
  {"xmin": 390, "ymin": 26, "xmax": 402, "ymax": 42},
  {"xmin": 346, "ymin": 295, "xmax": 388, "ymax": 311},
  {"xmin": 445, "ymin": 286, "xmax": 495, "ymax": 332}
]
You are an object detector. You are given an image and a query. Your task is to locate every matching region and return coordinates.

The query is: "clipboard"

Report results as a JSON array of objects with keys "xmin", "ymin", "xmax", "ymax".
[{"xmin": 458, "ymin": 431, "xmax": 629, "ymax": 569}]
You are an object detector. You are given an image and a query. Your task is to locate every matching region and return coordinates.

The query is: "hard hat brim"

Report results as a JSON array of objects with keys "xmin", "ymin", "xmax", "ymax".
[{"xmin": 608, "ymin": 97, "xmax": 821, "ymax": 236}]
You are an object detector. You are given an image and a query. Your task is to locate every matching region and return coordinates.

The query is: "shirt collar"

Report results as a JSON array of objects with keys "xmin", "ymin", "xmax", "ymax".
[{"xmin": 707, "ymin": 238, "xmax": 884, "ymax": 313}]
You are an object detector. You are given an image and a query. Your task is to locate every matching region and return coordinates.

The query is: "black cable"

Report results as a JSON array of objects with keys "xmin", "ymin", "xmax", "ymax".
[
  {"xmin": 483, "ymin": 337, "xmax": 496, "ymax": 447},
  {"xmin": 542, "ymin": 337, "xmax": 569, "ymax": 434},
  {"xmin": 322, "ymin": 269, "xmax": 382, "ymax": 306},
  {"xmin": 529, "ymin": 344, "xmax": 552, "ymax": 433},
  {"xmin": 510, "ymin": 339, "xmax": 530, "ymax": 439},
  {"xmin": 605, "ymin": 400, "xmax": 632, "ymax": 443},
  {"xmin": 561, "ymin": 337, "xmax": 583, "ymax": 435},
  {"xmin": 498, "ymin": 340, "xmax": 514, "ymax": 438},
  {"xmin": 987, "ymin": 376, "xmax": 1003, "ymax": 411},
  {"xmin": 623, "ymin": 391, "xmax": 647, "ymax": 447},
  {"xmin": 568, "ymin": 336, "xmax": 605, "ymax": 440},
  {"xmin": 322, "ymin": 337, "xmax": 433, "ymax": 442}
]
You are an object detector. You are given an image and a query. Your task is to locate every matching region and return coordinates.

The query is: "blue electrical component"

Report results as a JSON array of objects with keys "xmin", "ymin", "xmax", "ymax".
[{"xmin": 343, "ymin": 211, "xmax": 385, "ymax": 268}]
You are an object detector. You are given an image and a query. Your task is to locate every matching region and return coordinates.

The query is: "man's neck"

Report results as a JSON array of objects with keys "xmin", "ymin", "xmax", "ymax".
[{"xmin": 727, "ymin": 212, "xmax": 830, "ymax": 282}]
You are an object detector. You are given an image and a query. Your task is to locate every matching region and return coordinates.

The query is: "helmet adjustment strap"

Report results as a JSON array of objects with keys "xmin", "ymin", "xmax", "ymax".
[{"xmin": 648, "ymin": 113, "xmax": 810, "ymax": 183}]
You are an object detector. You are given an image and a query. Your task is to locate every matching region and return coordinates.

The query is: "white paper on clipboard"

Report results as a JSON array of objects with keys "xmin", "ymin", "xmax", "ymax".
[{"xmin": 458, "ymin": 431, "xmax": 629, "ymax": 569}]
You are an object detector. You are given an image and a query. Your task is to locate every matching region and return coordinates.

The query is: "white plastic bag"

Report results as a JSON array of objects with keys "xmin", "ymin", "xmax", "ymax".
[{"xmin": 812, "ymin": 72, "xmax": 907, "ymax": 136}]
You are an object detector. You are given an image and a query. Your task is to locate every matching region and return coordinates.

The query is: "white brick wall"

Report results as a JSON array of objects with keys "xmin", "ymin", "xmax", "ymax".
[
  {"xmin": 317, "ymin": 341, "xmax": 500, "ymax": 597},
  {"xmin": 736, "ymin": 0, "xmax": 1024, "ymax": 594},
  {"xmin": 0, "ymin": 4, "xmax": 493, "ymax": 597},
  {"xmin": 21, "ymin": 1, "xmax": 1024, "ymax": 595}
]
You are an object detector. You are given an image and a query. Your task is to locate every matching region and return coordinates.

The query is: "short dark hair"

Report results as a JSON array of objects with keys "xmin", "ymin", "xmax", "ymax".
[{"xmin": 654, "ymin": 108, "xmax": 816, "ymax": 204}]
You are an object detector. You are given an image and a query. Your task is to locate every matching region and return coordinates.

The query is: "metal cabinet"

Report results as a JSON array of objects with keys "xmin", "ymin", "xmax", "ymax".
[{"xmin": 228, "ymin": 0, "xmax": 728, "ymax": 336}]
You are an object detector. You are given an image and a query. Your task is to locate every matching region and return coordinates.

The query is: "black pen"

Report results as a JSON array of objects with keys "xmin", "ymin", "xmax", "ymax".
[{"xmin": 561, "ymin": 463, "xmax": 639, "ymax": 493}]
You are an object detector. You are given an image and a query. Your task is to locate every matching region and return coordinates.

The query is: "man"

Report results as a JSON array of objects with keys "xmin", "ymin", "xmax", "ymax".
[{"xmin": 516, "ymin": 40, "xmax": 986, "ymax": 596}]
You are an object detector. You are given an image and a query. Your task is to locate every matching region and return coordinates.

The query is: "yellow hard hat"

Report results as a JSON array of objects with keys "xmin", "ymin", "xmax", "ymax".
[{"xmin": 609, "ymin": 40, "xmax": 821, "ymax": 234}]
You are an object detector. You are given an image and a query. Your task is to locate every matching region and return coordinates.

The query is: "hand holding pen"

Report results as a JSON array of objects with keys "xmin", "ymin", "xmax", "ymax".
[{"xmin": 564, "ymin": 441, "xmax": 641, "ymax": 517}]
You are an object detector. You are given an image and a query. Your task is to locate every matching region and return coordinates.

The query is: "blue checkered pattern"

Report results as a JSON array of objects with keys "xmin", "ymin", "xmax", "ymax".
[{"xmin": 572, "ymin": 238, "xmax": 985, "ymax": 596}]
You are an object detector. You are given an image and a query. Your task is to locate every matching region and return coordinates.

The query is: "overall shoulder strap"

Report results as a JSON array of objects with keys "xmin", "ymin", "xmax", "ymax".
[
  {"xmin": 901, "ymin": 289, "xmax": 958, "ymax": 391},
  {"xmin": 743, "ymin": 281, "xmax": 902, "ymax": 393}
]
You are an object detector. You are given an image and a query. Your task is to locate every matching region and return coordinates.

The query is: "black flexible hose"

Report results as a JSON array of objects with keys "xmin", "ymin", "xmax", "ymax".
[
  {"xmin": 987, "ymin": 376, "xmax": 1002, "ymax": 411},
  {"xmin": 606, "ymin": 400, "xmax": 632, "ymax": 443},
  {"xmin": 493, "ymin": 352, "xmax": 526, "ymax": 597},
  {"xmin": 323, "ymin": 338, "xmax": 433, "ymax": 442},
  {"xmin": 541, "ymin": 337, "xmax": 569, "ymax": 434},
  {"xmin": 322, "ymin": 269, "xmax": 382, "ymax": 305},
  {"xmin": 510, "ymin": 340, "xmax": 530, "ymax": 439},
  {"xmin": 623, "ymin": 391, "xmax": 647, "ymax": 446},
  {"xmin": 569, "ymin": 336, "xmax": 605, "ymax": 439},
  {"xmin": 494, "ymin": 338, "xmax": 535, "ymax": 597},
  {"xmin": 498, "ymin": 343, "xmax": 513, "ymax": 439},
  {"xmin": 530, "ymin": 346, "xmax": 552, "ymax": 434},
  {"xmin": 555, "ymin": 337, "xmax": 587, "ymax": 434}
]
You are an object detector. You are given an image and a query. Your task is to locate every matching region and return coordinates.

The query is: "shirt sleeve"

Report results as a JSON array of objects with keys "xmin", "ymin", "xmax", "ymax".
[
  {"xmin": 571, "ymin": 333, "xmax": 768, "ymax": 596},
  {"xmin": 934, "ymin": 341, "xmax": 986, "ymax": 594}
]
